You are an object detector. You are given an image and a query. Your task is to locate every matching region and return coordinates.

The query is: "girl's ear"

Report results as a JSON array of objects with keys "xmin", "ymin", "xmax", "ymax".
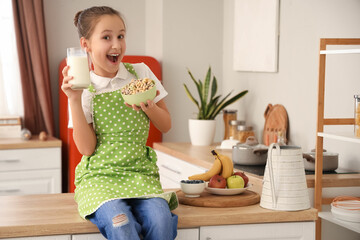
[{"xmin": 80, "ymin": 37, "xmax": 90, "ymax": 52}]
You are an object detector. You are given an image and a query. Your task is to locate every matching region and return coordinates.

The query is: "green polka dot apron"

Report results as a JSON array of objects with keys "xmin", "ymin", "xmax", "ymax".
[{"xmin": 74, "ymin": 88, "xmax": 178, "ymax": 219}]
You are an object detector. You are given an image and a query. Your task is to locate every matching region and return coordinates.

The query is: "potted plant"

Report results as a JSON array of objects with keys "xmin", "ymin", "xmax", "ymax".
[{"xmin": 184, "ymin": 67, "xmax": 248, "ymax": 146}]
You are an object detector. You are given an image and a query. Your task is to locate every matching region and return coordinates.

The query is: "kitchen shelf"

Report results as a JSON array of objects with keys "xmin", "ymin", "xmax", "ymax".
[
  {"xmin": 317, "ymin": 132, "xmax": 360, "ymax": 144},
  {"xmin": 318, "ymin": 211, "xmax": 360, "ymax": 234},
  {"xmin": 315, "ymin": 38, "xmax": 360, "ymax": 240},
  {"xmin": 320, "ymin": 49, "xmax": 360, "ymax": 54}
]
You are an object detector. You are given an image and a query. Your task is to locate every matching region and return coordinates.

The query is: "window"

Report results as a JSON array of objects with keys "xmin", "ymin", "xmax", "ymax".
[{"xmin": 0, "ymin": 0, "xmax": 23, "ymax": 117}]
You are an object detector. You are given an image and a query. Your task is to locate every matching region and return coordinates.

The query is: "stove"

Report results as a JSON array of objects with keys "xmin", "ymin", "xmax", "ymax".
[{"xmin": 233, "ymin": 164, "xmax": 359, "ymax": 176}]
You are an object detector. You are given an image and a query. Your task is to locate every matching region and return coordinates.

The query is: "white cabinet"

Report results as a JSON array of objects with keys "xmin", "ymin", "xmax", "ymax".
[
  {"xmin": 155, "ymin": 150, "xmax": 206, "ymax": 189},
  {"xmin": 2, "ymin": 235, "xmax": 71, "ymax": 240},
  {"xmin": 72, "ymin": 233, "xmax": 105, "ymax": 240},
  {"xmin": 200, "ymin": 222, "xmax": 315, "ymax": 240},
  {"xmin": 0, "ymin": 137, "xmax": 62, "ymax": 196},
  {"xmin": 177, "ymin": 228, "xmax": 199, "ymax": 240},
  {"xmin": 71, "ymin": 228, "xmax": 199, "ymax": 240},
  {"xmin": 0, "ymin": 169, "xmax": 61, "ymax": 195}
]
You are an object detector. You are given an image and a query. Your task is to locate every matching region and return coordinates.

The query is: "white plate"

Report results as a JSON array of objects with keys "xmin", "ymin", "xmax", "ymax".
[{"xmin": 205, "ymin": 183, "xmax": 251, "ymax": 196}]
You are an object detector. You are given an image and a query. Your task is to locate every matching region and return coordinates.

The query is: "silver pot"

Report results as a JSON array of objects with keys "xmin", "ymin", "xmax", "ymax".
[
  {"xmin": 303, "ymin": 151, "xmax": 339, "ymax": 171},
  {"xmin": 232, "ymin": 136, "xmax": 268, "ymax": 165}
]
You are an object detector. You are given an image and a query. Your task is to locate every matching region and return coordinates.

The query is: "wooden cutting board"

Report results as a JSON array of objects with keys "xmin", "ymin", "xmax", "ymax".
[
  {"xmin": 262, "ymin": 104, "xmax": 288, "ymax": 146},
  {"xmin": 177, "ymin": 190, "xmax": 260, "ymax": 208}
]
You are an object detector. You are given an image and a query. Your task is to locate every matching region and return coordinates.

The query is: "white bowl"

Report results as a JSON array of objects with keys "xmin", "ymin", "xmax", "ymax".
[{"xmin": 180, "ymin": 181, "xmax": 205, "ymax": 197}]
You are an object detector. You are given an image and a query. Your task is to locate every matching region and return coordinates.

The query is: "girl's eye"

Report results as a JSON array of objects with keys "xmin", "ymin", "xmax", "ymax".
[
  {"xmin": 103, "ymin": 36, "xmax": 110, "ymax": 40},
  {"xmin": 118, "ymin": 35, "xmax": 124, "ymax": 39}
]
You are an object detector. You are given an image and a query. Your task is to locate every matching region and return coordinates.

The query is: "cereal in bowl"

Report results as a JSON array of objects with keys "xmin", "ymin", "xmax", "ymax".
[{"xmin": 121, "ymin": 78, "xmax": 155, "ymax": 95}]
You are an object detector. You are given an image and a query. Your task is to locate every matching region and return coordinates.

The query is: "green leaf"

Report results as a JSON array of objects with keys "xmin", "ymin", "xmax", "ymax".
[
  {"xmin": 203, "ymin": 67, "xmax": 211, "ymax": 105},
  {"xmin": 210, "ymin": 76, "xmax": 217, "ymax": 100},
  {"xmin": 211, "ymin": 90, "xmax": 248, "ymax": 118},
  {"xmin": 184, "ymin": 67, "xmax": 248, "ymax": 120},
  {"xmin": 183, "ymin": 84, "xmax": 200, "ymax": 109},
  {"xmin": 205, "ymin": 95, "xmax": 221, "ymax": 119},
  {"xmin": 196, "ymin": 81, "xmax": 205, "ymax": 117}
]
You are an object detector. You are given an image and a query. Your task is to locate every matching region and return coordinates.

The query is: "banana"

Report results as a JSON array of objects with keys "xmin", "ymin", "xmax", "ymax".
[
  {"xmin": 211, "ymin": 150, "xmax": 233, "ymax": 179},
  {"xmin": 188, "ymin": 158, "xmax": 222, "ymax": 181}
]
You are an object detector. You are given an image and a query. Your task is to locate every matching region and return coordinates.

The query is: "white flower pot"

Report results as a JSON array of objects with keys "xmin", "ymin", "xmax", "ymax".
[{"xmin": 188, "ymin": 119, "xmax": 216, "ymax": 146}]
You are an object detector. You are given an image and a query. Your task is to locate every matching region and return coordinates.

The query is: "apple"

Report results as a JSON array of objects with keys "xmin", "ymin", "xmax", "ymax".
[
  {"xmin": 226, "ymin": 175, "xmax": 245, "ymax": 189},
  {"xmin": 208, "ymin": 174, "xmax": 226, "ymax": 188},
  {"xmin": 234, "ymin": 171, "xmax": 249, "ymax": 187}
]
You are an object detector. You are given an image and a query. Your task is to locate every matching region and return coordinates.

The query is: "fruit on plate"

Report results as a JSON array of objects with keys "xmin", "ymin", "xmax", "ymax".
[
  {"xmin": 234, "ymin": 171, "xmax": 249, "ymax": 187},
  {"xmin": 226, "ymin": 175, "xmax": 245, "ymax": 189},
  {"xmin": 211, "ymin": 150, "xmax": 233, "ymax": 178},
  {"xmin": 208, "ymin": 174, "xmax": 226, "ymax": 188},
  {"xmin": 188, "ymin": 149, "xmax": 234, "ymax": 181},
  {"xmin": 188, "ymin": 158, "xmax": 221, "ymax": 181}
]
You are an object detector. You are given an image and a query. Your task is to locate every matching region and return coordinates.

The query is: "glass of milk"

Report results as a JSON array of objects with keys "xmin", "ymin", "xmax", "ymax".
[{"xmin": 67, "ymin": 47, "xmax": 91, "ymax": 90}]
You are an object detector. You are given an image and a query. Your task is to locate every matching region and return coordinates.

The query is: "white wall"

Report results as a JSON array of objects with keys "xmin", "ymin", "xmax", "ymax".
[
  {"xmin": 44, "ymin": 0, "xmax": 360, "ymax": 171},
  {"xmin": 222, "ymin": 0, "xmax": 360, "ymax": 172},
  {"xmin": 161, "ymin": 0, "xmax": 224, "ymax": 143}
]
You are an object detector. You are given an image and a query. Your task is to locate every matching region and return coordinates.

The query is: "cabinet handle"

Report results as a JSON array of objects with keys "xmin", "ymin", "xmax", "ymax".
[
  {"xmin": 0, "ymin": 189, "xmax": 20, "ymax": 193},
  {"xmin": 0, "ymin": 159, "xmax": 20, "ymax": 163},
  {"xmin": 160, "ymin": 164, "xmax": 181, "ymax": 175}
]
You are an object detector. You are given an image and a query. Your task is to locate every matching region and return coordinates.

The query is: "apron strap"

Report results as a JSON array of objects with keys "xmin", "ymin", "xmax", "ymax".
[{"xmin": 123, "ymin": 62, "xmax": 140, "ymax": 79}]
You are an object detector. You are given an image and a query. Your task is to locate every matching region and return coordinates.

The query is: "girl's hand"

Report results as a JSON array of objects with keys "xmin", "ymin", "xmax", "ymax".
[
  {"xmin": 124, "ymin": 90, "xmax": 160, "ymax": 112},
  {"xmin": 61, "ymin": 65, "xmax": 83, "ymax": 101}
]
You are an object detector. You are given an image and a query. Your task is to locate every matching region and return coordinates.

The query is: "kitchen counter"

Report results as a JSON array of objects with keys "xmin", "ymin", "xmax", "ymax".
[
  {"xmin": 153, "ymin": 142, "xmax": 360, "ymax": 189},
  {"xmin": 0, "ymin": 192, "xmax": 317, "ymax": 238},
  {"xmin": 0, "ymin": 141, "xmax": 323, "ymax": 238},
  {"xmin": 0, "ymin": 135, "xmax": 62, "ymax": 149}
]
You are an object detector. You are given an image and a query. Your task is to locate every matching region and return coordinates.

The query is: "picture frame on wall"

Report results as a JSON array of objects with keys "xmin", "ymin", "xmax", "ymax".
[{"xmin": 233, "ymin": 0, "xmax": 280, "ymax": 72}]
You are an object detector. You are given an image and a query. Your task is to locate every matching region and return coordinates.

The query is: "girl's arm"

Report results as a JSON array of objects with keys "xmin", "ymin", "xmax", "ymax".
[
  {"xmin": 126, "ymin": 92, "xmax": 171, "ymax": 133},
  {"xmin": 62, "ymin": 66, "xmax": 97, "ymax": 156},
  {"xmin": 142, "ymin": 99, "xmax": 171, "ymax": 133}
]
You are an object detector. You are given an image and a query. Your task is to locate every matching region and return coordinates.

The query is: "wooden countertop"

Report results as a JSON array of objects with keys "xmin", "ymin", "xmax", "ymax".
[
  {"xmin": 0, "ymin": 193, "xmax": 317, "ymax": 239},
  {"xmin": 0, "ymin": 135, "xmax": 61, "ymax": 149},
  {"xmin": 153, "ymin": 142, "xmax": 360, "ymax": 188}
]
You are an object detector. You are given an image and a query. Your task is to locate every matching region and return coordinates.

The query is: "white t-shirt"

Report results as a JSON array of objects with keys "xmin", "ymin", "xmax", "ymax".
[{"xmin": 68, "ymin": 62, "xmax": 167, "ymax": 128}]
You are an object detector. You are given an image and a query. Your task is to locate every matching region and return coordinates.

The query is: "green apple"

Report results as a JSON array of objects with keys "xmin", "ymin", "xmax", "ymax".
[{"xmin": 226, "ymin": 175, "xmax": 245, "ymax": 189}]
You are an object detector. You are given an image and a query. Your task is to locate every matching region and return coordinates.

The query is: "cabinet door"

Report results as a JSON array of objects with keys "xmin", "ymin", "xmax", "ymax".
[
  {"xmin": 0, "ymin": 169, "xmax": 61, "ymax": 196},
  {"xmin": 2, "ymin": 235, "xmax": 71, "ymax": 240},
  {"xmin": 177, "ymin": 228, "xmax": 199, "ymax": 240},
  {"xmin": 200, "ymin": 222, "xmax": 315, "ymax": 240},
  {"xmin": 72, "ymin": 233, "xmax": 105, "ymax": 240},
  {"xmin": 72, "ymin": 229, "xmax": 199, "ymax": 240},
  {"xmin": 0, "ymin": 148, "xmax": 61, "ymax": 172},
  {"xmin": 155, "ymin": 150, "xmax": 206, "ymax": 188}
]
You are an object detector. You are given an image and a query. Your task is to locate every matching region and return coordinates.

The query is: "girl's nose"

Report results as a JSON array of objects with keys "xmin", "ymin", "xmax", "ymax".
[{"xmin": 113, "ymin": 40, "xmax": 121, "ymax": 50}]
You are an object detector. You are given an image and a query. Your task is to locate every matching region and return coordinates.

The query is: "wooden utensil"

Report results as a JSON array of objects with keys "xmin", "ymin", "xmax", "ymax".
[
  {"xmin": 177, "ymin": 190, "xmax": 260, "ymax": 208},
  {"xmin": 262, "ymin": 104, "xmax": 289, "ymax": 146}
]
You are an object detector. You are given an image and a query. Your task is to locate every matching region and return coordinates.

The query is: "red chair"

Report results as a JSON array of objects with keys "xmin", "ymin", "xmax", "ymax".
[{"xmin": 59, "ymin": 56, "xmax": 163, "ymax": 192}]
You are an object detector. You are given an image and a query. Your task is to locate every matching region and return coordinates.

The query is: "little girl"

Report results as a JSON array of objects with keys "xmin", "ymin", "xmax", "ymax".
[{"xmin": 61, "ymin": 6, "xmax": 178, "ymax": 240}]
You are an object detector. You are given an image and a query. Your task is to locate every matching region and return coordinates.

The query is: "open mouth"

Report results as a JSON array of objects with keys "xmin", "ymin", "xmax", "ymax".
[{"xmin": 107, "ymin": 53, "xmax": 120, "ymax": 63}]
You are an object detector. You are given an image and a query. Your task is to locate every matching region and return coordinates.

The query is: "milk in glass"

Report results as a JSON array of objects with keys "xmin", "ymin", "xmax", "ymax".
[{"xmin": 67, "ymin": 47, "xmax": 90, "ymax": 90}]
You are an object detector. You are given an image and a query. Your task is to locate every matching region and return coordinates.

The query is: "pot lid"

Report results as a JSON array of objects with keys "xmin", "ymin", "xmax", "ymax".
[
  {"xmin": 219, "ymin": 137, "xmax": 240, "ymax": 149},
  {"xmin": 233, "ymin": 136, "xmax": 267, "ymax": 150}
]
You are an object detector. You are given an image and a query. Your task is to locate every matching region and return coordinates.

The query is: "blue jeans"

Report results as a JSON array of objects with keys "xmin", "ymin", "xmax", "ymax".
[{"xmin": 88, "ymin": 198, "xmax": 178, "ymax": 240}]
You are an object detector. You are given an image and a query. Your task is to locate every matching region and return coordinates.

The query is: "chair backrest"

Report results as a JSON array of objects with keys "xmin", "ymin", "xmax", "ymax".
[{"xmin": 58, "ymin": 55, "xmax": 163, "ymax": 192}]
